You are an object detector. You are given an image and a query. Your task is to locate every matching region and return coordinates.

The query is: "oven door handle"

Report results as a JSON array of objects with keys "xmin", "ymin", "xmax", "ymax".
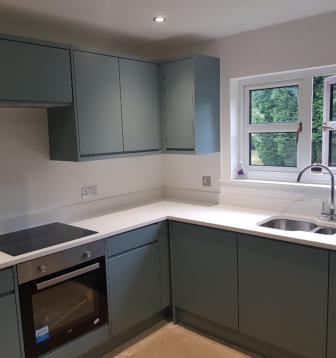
[{"xmin": 36, "ymin": 262, "xmax": 100, "ymax": 291}]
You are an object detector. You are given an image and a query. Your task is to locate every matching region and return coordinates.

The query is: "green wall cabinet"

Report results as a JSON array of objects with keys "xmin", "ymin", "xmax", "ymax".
[
  {"xmin": 73, "ymin": 50, "xmax": 123, "ymax": 156},
  {"xmin": 171, "ymin": 222, "xmax": 238, "ymax": 330},
  {"xmin": 48, "ymin": 50, "xmax": 161, "ymax": 161},
  {"xmin": 119, "ymin": 59, "xmax": 160, "ymax": 152},
  {"xmin": 160, "ymin": 55, "xmax": 220, "ymax": 154},
  {"xmin": 238, "ymin": 234, "xmax": 328, "ymax": 358},
  {"xmin": 0, "ymin": 37, "xmax": 72, "ymax": 104}
]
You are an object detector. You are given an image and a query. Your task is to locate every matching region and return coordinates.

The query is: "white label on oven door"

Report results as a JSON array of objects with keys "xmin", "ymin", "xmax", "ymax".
[
  {"xmin": 36, "ymin": 326, "xmax": 50, "ymax": 344},
  {"xmin": 94, "ymin": 317, "xmax": 100, "ymax": 325}
]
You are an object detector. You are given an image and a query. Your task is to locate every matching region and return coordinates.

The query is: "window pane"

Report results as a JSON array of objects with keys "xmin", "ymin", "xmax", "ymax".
[
  {"xmin": 312, "ymin": 75, "xmax": 336, "ymax": 164},
  {"xmin": 331, "ymin": 84, "xmax": 336, "ymax": 121},
  {"xmin": 250, "ymin": 132, "xmax": 297, "ymax": 167},
  {"xmin": 329, "ymin": 131, "xmax": 336, "ymax": 166},
  {"xmin": 250, "ymin": 86, "xmax": 298, "ymax": 124}
]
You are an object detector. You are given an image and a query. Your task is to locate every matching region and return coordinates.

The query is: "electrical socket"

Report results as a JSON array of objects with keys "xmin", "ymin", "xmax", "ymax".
[
  {"xmin": 81, "ymin": 185, "xmax": 98, "ymax": 200},
  {"xmin": 202, "ymin": 176, "xmax": 211, "ymax": 187}
]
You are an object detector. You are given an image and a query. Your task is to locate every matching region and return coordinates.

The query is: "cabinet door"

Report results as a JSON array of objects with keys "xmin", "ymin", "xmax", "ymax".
[
  {"xmin": 172, "ymin": 222, "xmax": 238, "ymax": 330},
  {"xmin": 328, "ymin": 251, "xmax": 336, "ymax": 358},
  {"xmin": 0, "ymin": 294, "xmax": 22, "ymax": 358},
  {"xmin": 161, "ymin": 59, "xmax": 194, "ymax": 150},
  {"xmin": 119, "ymin": 59, "xmax": 160, "ymax": 152},
  {"xmin": 239, "ymin": 234, "xmax": 328, "ymax": 358},
  {"xmin": 73, "ymin": 51, "xmax": 123, "ymax": 156},
  {"xmin": 0, "ymin": 39, "xmax": 72, "ymax": 103},
  {"xmin": 107, "ymin": 243, "xmax": 161, "ymax": 337}
]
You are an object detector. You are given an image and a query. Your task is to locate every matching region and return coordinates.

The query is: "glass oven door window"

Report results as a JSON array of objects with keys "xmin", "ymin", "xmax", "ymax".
[{"xmin": 20, "ymin": 258, "xmax": 108, "ymax": 358}]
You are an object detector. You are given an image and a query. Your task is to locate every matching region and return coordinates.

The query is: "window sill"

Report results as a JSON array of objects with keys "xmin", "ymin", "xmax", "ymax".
[{"xmin": 221, "ymin": 178, "xmax": 331, "ymax": 193}]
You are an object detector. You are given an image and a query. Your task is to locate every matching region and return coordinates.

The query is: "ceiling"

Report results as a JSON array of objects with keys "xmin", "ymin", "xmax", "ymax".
[{"xmin": 1, "ymin": 0, "xmax": 336, "ymax": 49}]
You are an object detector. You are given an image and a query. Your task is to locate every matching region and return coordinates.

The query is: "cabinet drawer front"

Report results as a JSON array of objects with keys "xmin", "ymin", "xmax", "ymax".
[
  {"xmin": 0, "ymin": 39, "xmax": 72, "ymax": 103},
  {"xmin": 0, "ymin": 268, "xmax": 14, "ymax": 295},
  {"xmin": 106, "ymin": 223, "xmax": 161, "ymax": 257},
  {"xmin": 107, "ymin": 243, "xmax": 161, "ymax": 336}
]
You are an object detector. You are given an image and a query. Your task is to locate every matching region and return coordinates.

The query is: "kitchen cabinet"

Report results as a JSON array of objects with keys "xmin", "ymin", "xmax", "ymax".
[
  {"xmin": 328, "ymin": 251, "xmax": 336, "ymax": 358},
  {"xmin": 73, "ymin": 50, "xmax": 123, "ymax": 156},
  {"xmin": 0, "ymin": 36, "xmax": 72, "ymax": 104},
  {"xmin": 238, "ymin": 234, "xmax": 328, "ymax": 358},
  {"xmin": 160, "ymin": 55, "xmax": 220, "ymax": 154},
  {"xmin": 107, "ymin": 243, "xmax": 161, "ymax": 337},
  {"xmin": 106, "ymin": 222, "xmax": 169, "ymax": 337},
  {"xmin": 171, "ymin": 222, "xmax": 238, "ymax": 330},
  {"xmin": 119, "ymin": 59, "xmax": 160, "ymax": 152},
  {"xmin": 0, "ymin": 268, "xmax": 22, "ymax": 358},
  {"xmin": 48, "ymin": 50, "xmax": 162, "ymax": 161}
]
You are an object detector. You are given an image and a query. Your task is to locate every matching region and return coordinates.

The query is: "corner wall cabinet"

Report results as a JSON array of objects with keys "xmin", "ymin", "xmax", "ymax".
[
  {"xmin": 159, "ymin": 55, "xmax": 220, "ymax": 154},
  {"xmin": 0, "ymin": 36, "xmax": 72, "ymax": 104},
  {"xmin": 48, "ymin": 50, "xmax": 162, "ymax": 161}
]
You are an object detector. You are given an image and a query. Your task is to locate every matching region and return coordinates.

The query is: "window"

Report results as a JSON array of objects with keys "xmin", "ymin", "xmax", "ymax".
[
  {"xmin": 235, "ymin": 66, "xmax": 336, "ymax": 182},
  {"xmin": 322, "ymin": 76, "xmax": 336, "ymax": 167}
]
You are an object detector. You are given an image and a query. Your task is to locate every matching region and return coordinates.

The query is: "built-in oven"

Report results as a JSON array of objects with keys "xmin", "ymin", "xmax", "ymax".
[{"xmin": 18, "ymin": 241, "xmax": 108, "ymax": 358}]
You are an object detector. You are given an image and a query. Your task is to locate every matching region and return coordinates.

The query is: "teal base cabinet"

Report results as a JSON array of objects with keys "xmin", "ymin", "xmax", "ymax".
[
  {"xmin": 0, "ymin": 268, "xmax": 22, "ymax": 358},
  {"xmin": 328, "ymin": 251, "xmax": 336, "ymax": 358},
  {"xmin": 159, "ymin": 55, "xmax": 220, "ymax": 154},
  {"xmin": 106, "ymin": 222, "xmax": 170, "ymax": 337},
  {"xmin": 238, "ymin": 234, "xmax": 328, "ymax": 358},
  {"xmin": 171, "ymin": 222, "xmax": 238, "ymax": 330}
]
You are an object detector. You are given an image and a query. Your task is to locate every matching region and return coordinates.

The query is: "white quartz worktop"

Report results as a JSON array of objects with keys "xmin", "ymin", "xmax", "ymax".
[{"xmin": 1, "ymin": 200, "xmax": 336, "ymax": 270}]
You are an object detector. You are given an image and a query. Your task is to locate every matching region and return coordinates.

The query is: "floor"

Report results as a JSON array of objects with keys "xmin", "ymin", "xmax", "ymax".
[{"xmin": 102, "ymin": 322, "xmax": 257, "ymax": 358}]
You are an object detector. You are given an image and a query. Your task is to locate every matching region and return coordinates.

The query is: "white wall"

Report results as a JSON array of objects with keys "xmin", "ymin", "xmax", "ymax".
[
  {"xmin": 0, "ymin": 109, "xmax": 162, "ymax": 233},
  {"xmin": 156, "ymin": 11, "xmax": 336, "ymax": 213}
]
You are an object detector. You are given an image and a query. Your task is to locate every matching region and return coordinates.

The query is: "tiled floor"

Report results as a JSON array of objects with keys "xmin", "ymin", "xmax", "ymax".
[{"xmin": 102, "ymin": 322, "xmax": 256, "ymax": 358}]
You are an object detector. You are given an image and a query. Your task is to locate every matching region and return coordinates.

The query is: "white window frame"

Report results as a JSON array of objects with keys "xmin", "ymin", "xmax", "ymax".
[
  {"xmin": 236, "ymin": 64, "xmax": 336, "ymax": 183},
  {"xmin": 322, "ymin": 76, "xmax": 336, "ymax": 167}
]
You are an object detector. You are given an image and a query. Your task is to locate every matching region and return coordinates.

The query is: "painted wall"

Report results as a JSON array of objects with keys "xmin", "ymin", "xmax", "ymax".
[
  {"xmin": 155, "ymin": 11, "xmax": 336, "ymax": 212},
  {"xmin": 0, "ymin": 109, "xmax": 162, "ymax": 233}
]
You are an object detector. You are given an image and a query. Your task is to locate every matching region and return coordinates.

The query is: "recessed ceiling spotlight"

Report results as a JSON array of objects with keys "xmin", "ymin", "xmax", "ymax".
[{"xmin": 153, "ymin": 16, "xmax": 167, "ymax": 23}]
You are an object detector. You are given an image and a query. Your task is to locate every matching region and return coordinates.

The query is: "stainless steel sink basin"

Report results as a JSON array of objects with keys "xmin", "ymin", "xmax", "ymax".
[
  {"xmin": 314, "ymin": 227, "xmax": 336, "ymax": 235},
  {"xmin": 258, "ymin": 217, "xmax": 336, "ymax": 235},
  {"xmin": 259, "ymin": 218, "xmax": 318, "ymax": 232}
]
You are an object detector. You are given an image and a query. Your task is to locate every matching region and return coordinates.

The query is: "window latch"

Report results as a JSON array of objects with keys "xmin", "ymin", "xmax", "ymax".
[
  {"xmin": 296, "ymin": 122, "xmax": 302, "ymax": 144},
  {"xmin": 322, "ymin": 123, "xmax": 334, "ymax": 131}
]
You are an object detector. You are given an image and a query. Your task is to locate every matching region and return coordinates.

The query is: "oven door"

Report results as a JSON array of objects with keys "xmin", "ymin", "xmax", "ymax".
[{"xmin": 19, "ymin": 256, "xmax": 108, "ymax": 358}]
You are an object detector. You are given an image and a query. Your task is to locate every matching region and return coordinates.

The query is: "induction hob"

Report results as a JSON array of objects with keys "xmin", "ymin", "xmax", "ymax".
[{"xmin": 0, "ymin": 222, "xmax": 98, "ymax": 256}]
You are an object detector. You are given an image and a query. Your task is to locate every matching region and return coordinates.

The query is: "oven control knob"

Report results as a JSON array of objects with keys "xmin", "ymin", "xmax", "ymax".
[
  {"xmin": 39, "ymin": 265, "xmax": 47, "ymax": 273},
  {"xmin": 84, "ymin": 250, "xmax": 92, "ymax": 259}
]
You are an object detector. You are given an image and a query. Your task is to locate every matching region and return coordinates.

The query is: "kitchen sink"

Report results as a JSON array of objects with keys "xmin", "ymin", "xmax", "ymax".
[
  {"xmin": 258, "ymin": 217, "xmax": 336, "ymax": 235},
  {"xmin": 259, "ymin": 218, "xmax": 317, "ymax": 232}
]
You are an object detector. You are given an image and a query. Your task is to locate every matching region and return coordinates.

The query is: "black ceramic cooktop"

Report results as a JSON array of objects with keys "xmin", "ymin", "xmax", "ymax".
[{"xmin": 0, "ymin": 222, "xmax": 97, "ymax": 256}]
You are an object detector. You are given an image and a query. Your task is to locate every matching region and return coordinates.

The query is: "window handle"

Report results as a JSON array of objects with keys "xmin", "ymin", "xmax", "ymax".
[
  {"xmin": 322, "ymin": 123, "xmax": 334, "ymax": 131},
  {"xmin": 296, "ymin": 122, "xmax": 302, "ymax": 144}
]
